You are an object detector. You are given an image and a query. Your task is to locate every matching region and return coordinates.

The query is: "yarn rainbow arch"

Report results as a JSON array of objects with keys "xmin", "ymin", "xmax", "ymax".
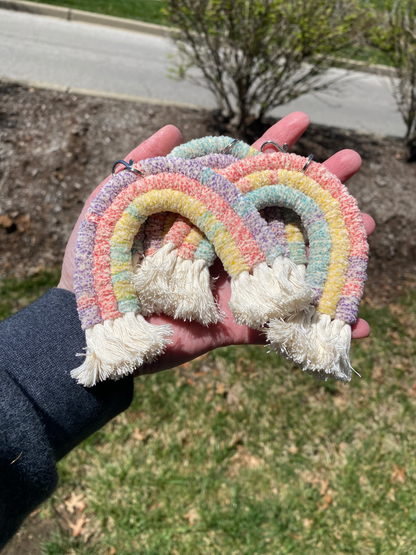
[
  {"xmin": 218, "ymin": 154, "xmax": 368, "ymax": 380},
  {"xmin": 132, "ymin": 150, "xmax": 241, "ymax": 323},
  {"xmin": 72, "ymin": 157, "xmax": 313, "ymax": 387},
  {"xmin": 137, "ymin": 150, "xmax": 368, "ymax": 379}
]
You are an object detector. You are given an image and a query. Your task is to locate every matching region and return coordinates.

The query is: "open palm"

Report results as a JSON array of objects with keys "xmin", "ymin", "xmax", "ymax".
[{"xmin": 58, "ymin": 112, "xmax": 375, "ymax": 376}]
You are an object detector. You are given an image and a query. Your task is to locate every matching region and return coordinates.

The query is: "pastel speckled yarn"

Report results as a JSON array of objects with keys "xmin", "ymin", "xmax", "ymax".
[
  {"xmin": 143, "ymin": 147, "xmax": 368, "ymax": 379},
  {"xmin": 134, "ymin": 136, "xmax": 305, "ymax": 322},
  {"xmin": 132, "ymin": 150, "xmax": 241, "ymax": 322},
  {"xmin": 72, "ymin": 155, "xmax": 313, "ymax": 387},
  {"xmin": 219, "ymin": 154, "xmax": 368, "ymax": 325},
  {"xmin": 218, "ymin": 154, "xmax": 368, "ymax": 379}
]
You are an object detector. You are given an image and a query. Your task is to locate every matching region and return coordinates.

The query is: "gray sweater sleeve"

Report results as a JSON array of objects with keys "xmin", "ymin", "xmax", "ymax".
[{"xmin": 0, "ymin": 288, "xmax": 134, "ymax": 549}]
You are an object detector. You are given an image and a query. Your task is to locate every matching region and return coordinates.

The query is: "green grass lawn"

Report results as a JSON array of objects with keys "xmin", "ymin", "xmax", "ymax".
[
  {"xmin": 23, "ymin": 0, "xmax": 386, "ymax": 24},
  {"xmin": 25, "ymin": 0, "xmax": 168, "ymax": 25},
  {"xmin": 0, "ymin": 270, "xmax": 60, "ymax": 321},
  {"xmin": 2, "ymin": 272, "xmax": 416, "ymax": 553}
]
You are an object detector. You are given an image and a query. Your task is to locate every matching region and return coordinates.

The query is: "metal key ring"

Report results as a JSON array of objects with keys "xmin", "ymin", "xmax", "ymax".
[
  {"xmin": 112, "ymin": 158, "xmax": 143, "ymax": 177},
  {"xmin": 260, "ymin": 140, "xmax": 289, "ymax": 154},
  {"xmin": 302, "ymin": 154, "xmax": 314, "ymax": 173},
  {"xmin": 221, "ymin": 138, "xmax": 240, "ymax": 155}
]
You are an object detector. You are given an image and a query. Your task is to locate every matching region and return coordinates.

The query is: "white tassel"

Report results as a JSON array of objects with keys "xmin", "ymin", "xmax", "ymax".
[
  {"xmin": 229, "ymin": 256, "xmax": 314, "ymax": 329},
  {"xmin": 170, "ymin": 258, "xmax": 223, "ymax": 325},
  {"xmin": 71, "ymin": 312, "xmax": 173, "ymax": 387},
  {"xmin": 267, "ymin": 306, "xmax": 316, "ymax": 364},
  {"xmin": 133, "ymin": 244, "xmax": 222, "ymax": 325},
  {"xmin": 267, "ymin": 310, "xmax": 353, "ymax": 382},
  {"xmin": 132, "ymin": 243, "xmax": 178, "ymax": 316}
]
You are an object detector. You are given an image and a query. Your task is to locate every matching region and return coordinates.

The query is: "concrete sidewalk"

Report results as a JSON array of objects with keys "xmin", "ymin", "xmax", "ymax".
[{"xmin": 0, "ymin": 8, "xmax": 407, "ymax": 137}]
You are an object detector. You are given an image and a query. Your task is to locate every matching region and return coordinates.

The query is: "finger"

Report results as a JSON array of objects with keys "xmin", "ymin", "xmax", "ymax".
[
  {"xmin": 252, "ymin": 111, "xmax": 310, "ymax": 152},
  {"xmin": 113, "ymin": 124, "xmax": 183, "ymax": 176},
  {"xmin": 95, "ymin": 125, "xmax": 183, "ymax": 195},
  {"xmin": 125, "ymin": 124, "xmax": 183, "ymax": 164},
  {"xmin": 322, "ymin": 149, "xmax": 362, "ymax": 183},
  {"xmin": 351, "ymin": 317, "xmax": 370, "ymax": 339},
  {"xmin": 362, "ymin": 213, "xmax": 376, "ymax": 237},
  {"xmin": 67, "ymin": 127, "xmax": 183, "ymax": 242}
]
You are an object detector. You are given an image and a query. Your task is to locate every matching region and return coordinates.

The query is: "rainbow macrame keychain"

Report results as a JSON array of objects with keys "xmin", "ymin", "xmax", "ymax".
[
  {"xmin": 134, "ymin": 137, "xmax": 308, "ymax": 325},
  {"xmin": 72, "ymin": 151, "xmax": 313, "ymax": 387},
  {"xmin": 219, "ymin": 152, "xmax": 368, "ymax": 380},
  {"xmin": 132, "ymin": 148, "xmax": 243, "ymax": 324},
  {"xmin": 131, "ymin": 138, "xmax": 369, "ymax": 381}
]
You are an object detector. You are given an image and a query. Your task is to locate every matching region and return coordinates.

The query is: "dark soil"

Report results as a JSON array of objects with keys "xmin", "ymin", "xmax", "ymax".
[{"xmin": 1, "ymin": 81, "xmax": 416, "ymax": 306}]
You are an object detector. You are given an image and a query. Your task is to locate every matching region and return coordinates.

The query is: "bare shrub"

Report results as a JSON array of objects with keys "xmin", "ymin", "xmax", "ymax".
[
  {"xmin": 374, "ymin": 0, "xmax": 416, "ymax": 159},
  {"xmin": 164, "ymin": 0, "xmax": 369, "ymax": 134}
]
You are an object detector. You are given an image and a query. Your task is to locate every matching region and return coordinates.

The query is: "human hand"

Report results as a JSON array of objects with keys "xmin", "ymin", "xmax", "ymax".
[{"xmin": 57, "ymin": 114, "xmax": 375, "ymax": 376}]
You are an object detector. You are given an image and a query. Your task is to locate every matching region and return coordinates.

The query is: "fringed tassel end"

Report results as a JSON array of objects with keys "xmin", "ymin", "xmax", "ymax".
[
  {"xmin": 132, "ymin": 243, "xmax": 178, "ymax": 316},
  {"xmin": 229, "ymin": 257, "xmax": 314, "ymax": 329},
  {"xmin": 134, "ymin": 246, "xmax": 222, "ymax": 324},
  {"xmin": 267, "ymin": 311, "xmax": 353, "ymax": 382},
  {"xmin": 169, "ymin": 258, "xmax": 223, "ymax": 325},
  {"xmin": 71, "ymin": 312, "xmax": 173, "ymax": 387}
]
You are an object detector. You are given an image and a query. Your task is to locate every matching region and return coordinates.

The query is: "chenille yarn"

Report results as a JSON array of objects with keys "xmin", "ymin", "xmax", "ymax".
[
  {"xmin": 72, "ymin": 154, "xmax": 313, "ymax": 387},
  {"xmin": 218, "ymin": 154, "xmax": 369, "ymax": 380},
  {"xmin": 132, "ymin": 150, "xmax": 241, "ymax": 323},
  {"xmin": 134, "ymin": 137, "xmax": 306, "ymax": 323},
  {"xmin": 139, "ymin": 147, "xmax": 368, "ymax": 380}
]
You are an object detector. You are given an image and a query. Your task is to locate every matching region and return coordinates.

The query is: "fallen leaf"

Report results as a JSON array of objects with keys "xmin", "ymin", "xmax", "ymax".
[
  {"xmin": 184, "ymin": 508, "xmax": 200, "ymax": 526},
  {"xmin": 228, "ymin": 432, "xmax": 244, "ymax": 448},
  {"xmin": 109, "ymin": 548, "xmax": 117, "ymax": 555},
  {"xmin": 77, "ymin": 501, "xmax": 86, "ymax": 514},
  {"xmin": 318, "ymin": 493, "xmax": 333, "ymax": 510},
  {"xmin": 288, "ymin": 444, "xmax": 298, "ymax": 454},
  {"xmin": 205, "ymin": 393, "xmax": 213, "ymax": 403},
  {"xmin": 132, "ymin": 428, "xmax": 152, "ymax": 442},
  {"xmin": 227, "ymin": 382, "xmax": 244, "ymax": 406},
  {"xmin": 149, "ymin": 502, "xmax": 163, "ymax": 511},
  {"xmin": 229, "ymin": 445, "xmax": 262, "ymax": 472},
  {"xmin": 387, "ymin": 488, "xmax": 395, "ymax": 502},
  {"xmin": 320, "ymin": 479, "xmax": 329, "ymax": 496},
  {"xmin": 236, "ymin": 357, "xmax": 245, "ymax": 373},
  {"xmin": 215, "ymin": 382, "xmax": 227, "ymax": 396},
  {"xmin": 271, "ymin": 487, "xmax": 278, "ymax": 495},
  {"xmin": 64, "ymin": 492, "xmax": 85, "ymax": 514},
  {"xmin": 69, "ymin": 514, "xmax": 86, "ymax": 537},
  {"xmin": 0, "ymin": 215, "xmax": 13, "ymax": 228},
  {"xmin": 303, "ymin": 518, "xmax": 313, "ymax": 528},
  {"xmin": 391, "ymin": 464, "xmax": 406, "ymax": 484}
]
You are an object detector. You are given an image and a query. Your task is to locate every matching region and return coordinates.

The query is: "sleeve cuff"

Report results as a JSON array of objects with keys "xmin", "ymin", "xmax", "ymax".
[
  {"xmin": 0, "ymin": 367, "xmax": 58, "ymax": 548},
  {"xmin": 0, "ymin": 288, "xmax": 134, "ymax": 460}
]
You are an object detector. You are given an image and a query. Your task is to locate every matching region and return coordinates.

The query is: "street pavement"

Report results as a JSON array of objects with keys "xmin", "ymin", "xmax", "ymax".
[{"xmin": 0, "ymin": 8, "xmax": 407, "ymax": 137}]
